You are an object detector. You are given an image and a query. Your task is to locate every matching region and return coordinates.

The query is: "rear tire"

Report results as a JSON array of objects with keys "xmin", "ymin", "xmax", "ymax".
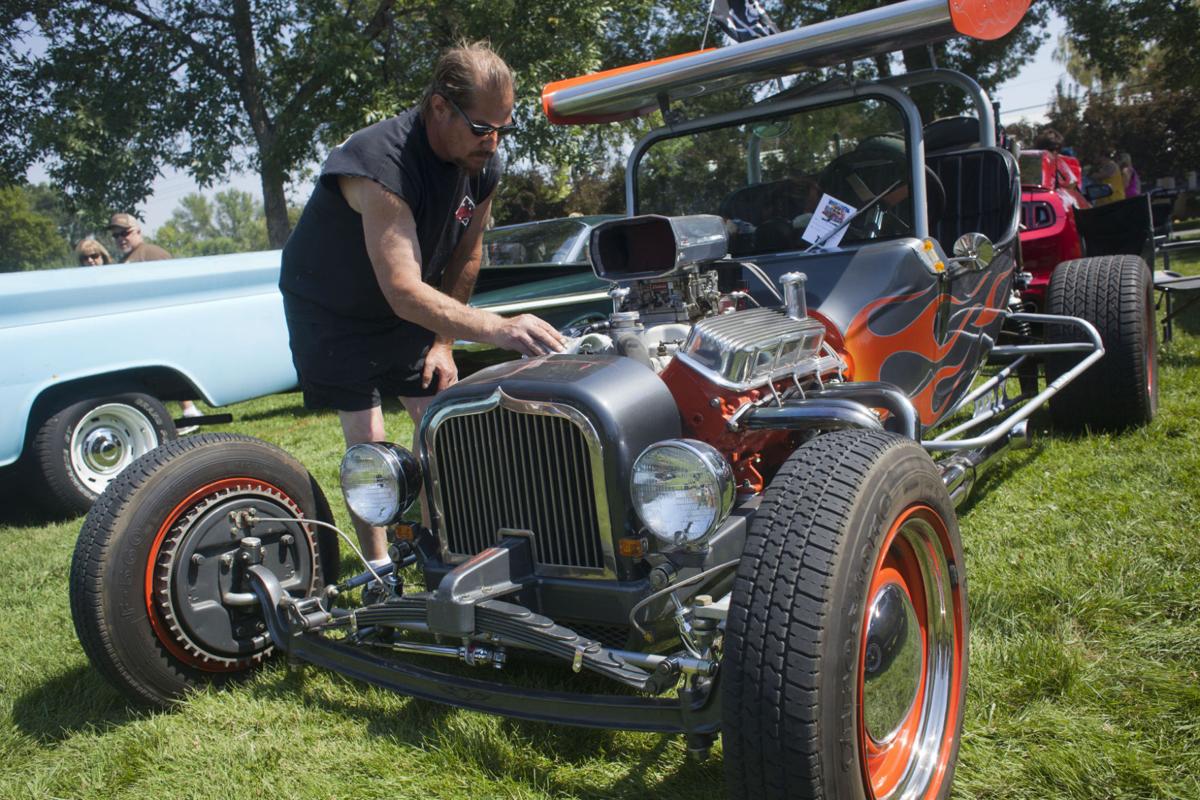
[
  {"xmin": 69, "ymin": 433, "xmax": 338, "ymax": 706},
  {"xmin": 1046, "ymin": 255, "xmax": 1157, "ymax": 431},
  {"xmin": 722, "ymin": 429, "xmax": 967, "ymax": 800},
  {"xmin": 32, "ymin": 392, "xmax": 176, "ymax": 515}
]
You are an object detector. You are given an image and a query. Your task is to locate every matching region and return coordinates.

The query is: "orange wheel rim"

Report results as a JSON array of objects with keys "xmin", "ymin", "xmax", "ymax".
[
  {"xmin": 857, "ymin": 505, "xmax": 965, "ymax": 799},
  {"xmin": 143, "ymin": 477, "xmax": 307, "ymax": 672}
]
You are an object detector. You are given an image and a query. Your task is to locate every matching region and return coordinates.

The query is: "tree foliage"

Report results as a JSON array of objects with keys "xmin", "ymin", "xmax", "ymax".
[
  {"xmin": 1007, "ymin": 1, "xmax": 1200, "ymax": 184},
  {"xmin": 0, "ymin": 185, "xmax": 72, "ymax": 272},
  {"xmin": 5, "ymin": 0, "xmax": 1049, "ymax": 249},
  {"xmin": 4, "ymin": 0, "xmax": 643, "ymax": 247},
  {"xmin": 6, "ymin": 0, "xmax": 407, "ymax": 247},
  {"xmin": 493, "ymin": 165, "xmax": 625, "ymax": 226},
  {"xmin": 1050, "ymin": 0, "xmax": 1200, "ymax": 93},
  {"xmin": 155, "ymin": 190, "xmax": 285, "ymax": 256},
  {"xmin": 1029, "ymin": 82, "xmax": 1200, "ymax": 183}
]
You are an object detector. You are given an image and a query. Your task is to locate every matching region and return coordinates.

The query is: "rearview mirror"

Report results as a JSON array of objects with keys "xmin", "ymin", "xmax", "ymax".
[{"xmin": 951, "ymin": 232, "xmax": 994, "ymax": 269}]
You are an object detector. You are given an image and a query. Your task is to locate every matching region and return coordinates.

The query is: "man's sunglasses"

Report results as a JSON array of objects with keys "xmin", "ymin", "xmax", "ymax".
[{"xmin": 440, "ymin": 93, "xmax": 517, "ymax": 138}]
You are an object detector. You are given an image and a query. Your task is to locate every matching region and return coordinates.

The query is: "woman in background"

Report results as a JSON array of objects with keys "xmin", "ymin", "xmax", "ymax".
[
  {"xmin": 75, "ymin": 238, "xmax": 113, "ymax": 266},
  {"xmin": 1119, "ymin": 152, "xmax": 1141, "ymax": 197}
]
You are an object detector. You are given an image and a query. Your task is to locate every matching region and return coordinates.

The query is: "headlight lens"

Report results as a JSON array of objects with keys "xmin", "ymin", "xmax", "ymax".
[
  {"xmin": 339, "ymin": 443, "xmax": 422, "ymax": 527},
  {"xmin": 631, "ymin": 439, "xmax": 734, "ymax": 548}
]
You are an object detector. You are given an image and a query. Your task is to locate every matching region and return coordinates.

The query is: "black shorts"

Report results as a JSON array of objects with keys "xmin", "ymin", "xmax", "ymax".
[{"xmin": 283, "ymin": 293, "xmax": 438, "ymax": 412}]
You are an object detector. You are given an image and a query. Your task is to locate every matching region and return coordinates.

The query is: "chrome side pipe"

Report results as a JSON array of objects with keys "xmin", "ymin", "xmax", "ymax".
[{"xmin": 938, "ymin": 419, "xmax": 1031, "ymax": 507}]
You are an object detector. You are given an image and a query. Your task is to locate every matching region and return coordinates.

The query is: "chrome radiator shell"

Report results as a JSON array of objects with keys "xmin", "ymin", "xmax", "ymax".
[
  {"xmin": 675, "ymin": 307, "xmax": 827, "ymax": 391},
  {"xmin": 423, "ymin": 388, "xmax": 617, "ymax": 579}
]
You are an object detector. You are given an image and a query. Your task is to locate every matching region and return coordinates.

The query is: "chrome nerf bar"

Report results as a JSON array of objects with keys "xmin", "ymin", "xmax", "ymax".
[{"xmin": 923, "ymin": 312, "xmax": 1104, "ymax": 452}]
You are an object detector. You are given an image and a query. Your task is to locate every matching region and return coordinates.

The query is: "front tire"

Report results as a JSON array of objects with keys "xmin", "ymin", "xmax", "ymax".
[
  {"xmin": 32, "ymin": 392, "xmax": 176, "ymax": 515},
  {"xmin": 722, "ymin": 430, "xmax": 968, "ymax": 800},
  {"xmin": 69, "ymin": 433, "xmax": 338, "ymax": 706},
  {"xmin": 1046, "ymin": 255, "xmax": 1157, "ymax": 431}
]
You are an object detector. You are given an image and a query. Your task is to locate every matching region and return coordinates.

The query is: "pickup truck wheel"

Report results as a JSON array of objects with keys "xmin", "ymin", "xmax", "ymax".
[
  {"xmin": 69, "ymin": 433, "xmax": 338, "ymax": 707},
  {"xmin": 32, "ymin": 393, "xmax": 175, "ymax": 515},
  {"xmin": 721, "ymin": 429, "xmax": 967, "ymax": 800},
  {"xmin": 1046, "ymin": 255, "xmax": 1157, "ymax": 431}
]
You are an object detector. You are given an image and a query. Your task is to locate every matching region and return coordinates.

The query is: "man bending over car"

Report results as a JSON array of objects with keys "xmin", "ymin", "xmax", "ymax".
[{"xmin": 279, "ymin": 41, "xmax": 564, "ymax": 577}]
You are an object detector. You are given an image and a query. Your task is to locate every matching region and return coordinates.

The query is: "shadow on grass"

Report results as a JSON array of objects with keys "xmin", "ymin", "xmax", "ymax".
[
  {"xmin": 10, "ymin": 666, "xmax": 143, "ymax": 743},
  {"xmin": 1160, "ymin": 349, "xmax": 1200, "ymax": 369},
  {"xmin": 266, "ymin": 660, "xmax": 719, "ymax": 797},
  {"xmin": 234, "ymin": 402, "xmax": 329, "ymax": 424},
  {"xmin": 0, "ymin": 465, "xmax": 80, "ymax": 527},
  {"xmin": 257, "ymin": 665, "xmax": 456, "ymax": 749}
]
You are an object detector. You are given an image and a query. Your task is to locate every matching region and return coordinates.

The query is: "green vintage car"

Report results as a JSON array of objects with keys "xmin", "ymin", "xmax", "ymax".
[{"xmin": 471, "ymin": 215, "xmax": 619, "ymax": 333}]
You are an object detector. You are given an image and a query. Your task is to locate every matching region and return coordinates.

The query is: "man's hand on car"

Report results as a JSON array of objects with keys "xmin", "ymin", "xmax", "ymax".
[
  {"xmin": 422, "ymin": 341, "xmax": 458, "ymax": 390},
  {"xmin": 492, "ymin": 314, "xmax": 566, "ymax": 357}
]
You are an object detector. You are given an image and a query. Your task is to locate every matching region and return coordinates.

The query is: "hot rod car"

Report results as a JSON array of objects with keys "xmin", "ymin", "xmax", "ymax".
[{"xmin": 69, "ymin": 1, "xmax": 1158, "ymax": 799}]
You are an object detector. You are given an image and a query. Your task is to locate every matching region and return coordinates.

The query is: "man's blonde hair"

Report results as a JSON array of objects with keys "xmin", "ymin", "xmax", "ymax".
[{"xmin": 421, "ymin": 40, "xmax": 513, "ymax": 115}]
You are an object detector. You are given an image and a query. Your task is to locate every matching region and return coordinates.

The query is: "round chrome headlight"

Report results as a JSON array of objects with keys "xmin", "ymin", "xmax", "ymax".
[
  {"xmin": 630, "ymin": 439, "xmax": 734, "ymax": 548},
  {"xmin": 339, "ymin": 443, "xmax": 422, "ymax": 527}
]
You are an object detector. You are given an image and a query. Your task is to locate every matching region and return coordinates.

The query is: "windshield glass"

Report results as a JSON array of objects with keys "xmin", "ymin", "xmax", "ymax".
[
  {"xmin": 484, "ymin": 219, "xmax": 588, "ymax": 265},
  {"xmin": 634, "ymin": 98, "xmax": 913, "ymax": 257}
]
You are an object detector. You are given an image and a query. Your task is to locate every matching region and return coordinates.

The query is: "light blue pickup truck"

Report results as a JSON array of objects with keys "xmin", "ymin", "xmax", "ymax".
[
  {"xmin": 0, "ymin": 251, "xmax": 296, "ymax": 514},
  {"xmin": 0, "ymin": 227, "xmax": 612, "ymax": 514}
]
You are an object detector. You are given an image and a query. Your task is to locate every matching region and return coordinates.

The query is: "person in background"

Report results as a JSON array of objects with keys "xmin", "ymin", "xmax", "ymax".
[
  {"xmin": 1119, "ymin": 152, "xmax": 1141, "ymax": 197},
  {"xmin": 105, "ymin": 213, "xmax": 171, "ymax": 263},
  {"xmin": 1034, "ymin": 127, "xmax": 1087, "ymax": 209},
  {"xmin": 1089, "ymin": 157, "xmax": 1127, "ymax": 207},
  {"xmin": 75, "ymin": 238, "xmax": 112, "ymax": 266},
  {"xmin": 105, "ymin": 212, "xmax": 203, "ymax": 426}
]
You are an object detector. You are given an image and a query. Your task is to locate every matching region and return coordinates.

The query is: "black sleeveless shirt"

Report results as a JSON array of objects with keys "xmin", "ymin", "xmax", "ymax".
[{"xmin": 279, "ymin": 107, "xmax": 502, "ymax": 322}]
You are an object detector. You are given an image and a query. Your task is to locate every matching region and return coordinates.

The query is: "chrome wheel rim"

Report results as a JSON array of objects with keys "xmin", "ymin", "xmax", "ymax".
[
  {"xmin": 859, "ymin": 505, "xmax": 965, "ymax": 800},
  {"xmin": 69, "ymin": 402, "xmax": 160, "ymax": 493}
]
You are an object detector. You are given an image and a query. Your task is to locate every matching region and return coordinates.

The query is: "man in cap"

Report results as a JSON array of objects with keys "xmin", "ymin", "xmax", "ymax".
[
  {"xmin": 106, "ymin": 212, "xmax": 201, "ymax": 424},
  {"xmin": 106, "ymin": 213, "xmax": 172, "ymax": 263},
  {"xmin": 280, "ymin": 40, "xmax": 564, "ymax": 577}
]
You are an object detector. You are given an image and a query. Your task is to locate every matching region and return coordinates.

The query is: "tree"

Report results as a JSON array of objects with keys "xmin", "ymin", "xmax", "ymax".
[
  {"xmin": 155, "ymin": 190, "xmax": 276, "ymax": 256},
  {"xmin": 0, "ymin": 185, "xmax": 71, "ymax": 272},
  {"xmin": 6, "ymin": 0, "xmax": 406, "ymax": 248},
  {"xmin": 5, "ymin": 0, "xmax": 1048, "ymax": 243},
  {"xmin": 1050, "ymin": 0, "xmax": 1200, "ymax": 93},
  {"xmin": 493, "ymin": 165, "xmax": 625, "ymax": 226},
  {"xmin": 4, "ymin": 0, "xmax": 646, "ymax": 248}
]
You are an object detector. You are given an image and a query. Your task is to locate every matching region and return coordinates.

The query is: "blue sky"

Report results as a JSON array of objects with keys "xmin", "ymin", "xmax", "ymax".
[{"xmin": 29, "ymin": 12, "xmax": 1070, "ymax": 237}]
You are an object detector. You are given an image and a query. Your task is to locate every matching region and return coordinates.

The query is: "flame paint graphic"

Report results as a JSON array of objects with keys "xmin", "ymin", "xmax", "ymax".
[{"xmin": 842, "ymin": 264, "xmax": 1010, "ymax": 425}]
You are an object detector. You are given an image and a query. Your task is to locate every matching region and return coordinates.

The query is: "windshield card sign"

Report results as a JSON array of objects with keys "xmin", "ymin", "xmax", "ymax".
[{"xmin": 802, "ymin": 194, "xmax": 857, "ymax": 248}]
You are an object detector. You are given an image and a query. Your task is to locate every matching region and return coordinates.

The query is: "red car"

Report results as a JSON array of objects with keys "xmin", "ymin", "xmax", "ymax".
[{"xmin": 1017, "ymin": 149, "xmax": 1090, "ymax": 308}]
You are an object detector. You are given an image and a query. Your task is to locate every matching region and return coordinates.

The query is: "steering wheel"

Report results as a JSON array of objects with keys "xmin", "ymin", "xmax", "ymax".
[{"xmin": 818, "ymin": 136, "xmax": 945, "ymax": 241}]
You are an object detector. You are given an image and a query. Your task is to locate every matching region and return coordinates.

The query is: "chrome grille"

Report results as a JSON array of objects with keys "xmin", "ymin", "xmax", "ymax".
[{"xmin": 427, "ymin": 395, "xmax": 610, "ymax": 574}]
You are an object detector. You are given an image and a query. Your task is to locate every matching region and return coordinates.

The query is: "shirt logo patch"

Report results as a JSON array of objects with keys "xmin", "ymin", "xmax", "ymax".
[{"xmin": 454, "ymin": 195, "xmax": 476, "ymax": 226}]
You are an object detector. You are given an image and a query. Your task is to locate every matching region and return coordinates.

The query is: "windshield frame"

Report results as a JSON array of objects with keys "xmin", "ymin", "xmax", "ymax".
[{"xmin": 626, "ymin": 83, "xmax": 929, "ymax": 243}]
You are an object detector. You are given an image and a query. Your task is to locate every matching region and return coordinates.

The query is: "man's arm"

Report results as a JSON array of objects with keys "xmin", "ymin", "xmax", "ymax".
[
  {"xmin": 339, "ymin": 176, "xmax": 562, "ymax": 355},
  {"xmin": 422, "ymin": 195, "xmax": 491, "ymax": 389},
  {"xmin": 435, "ymin": 195, "xmax": 491, "ymax": 345}
]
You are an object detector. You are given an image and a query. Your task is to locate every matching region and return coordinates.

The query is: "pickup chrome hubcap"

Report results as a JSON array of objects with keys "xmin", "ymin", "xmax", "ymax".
[
  {"xmin": 70, "ymin": 403, "xmax": 160, "ymax": 492},
  {"xmin": 859, "ymin": 505, "xmax": 965, "ymax": 800}
]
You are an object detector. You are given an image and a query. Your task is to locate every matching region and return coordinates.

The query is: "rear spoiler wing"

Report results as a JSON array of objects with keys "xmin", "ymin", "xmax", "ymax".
[{"xmin": 542, "ymin": 0, "xmax": 1029, "ymax": 125}]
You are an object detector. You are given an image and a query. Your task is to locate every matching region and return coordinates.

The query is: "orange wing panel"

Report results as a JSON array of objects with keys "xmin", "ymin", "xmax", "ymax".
[{"xmin": 949, "ymin": 0, "xmax": 1031, "ymax": 40}]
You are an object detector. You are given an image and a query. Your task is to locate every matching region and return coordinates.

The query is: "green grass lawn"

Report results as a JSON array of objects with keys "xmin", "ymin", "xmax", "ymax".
[{"xmin": 1, "ymin": 258, "xmax": 1198, "ymax": 799}]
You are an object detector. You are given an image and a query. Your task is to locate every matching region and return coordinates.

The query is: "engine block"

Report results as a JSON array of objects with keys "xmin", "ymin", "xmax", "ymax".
[{"xmin": 676, "ymin": 307, "xmax": 827, "ymax": 391}]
